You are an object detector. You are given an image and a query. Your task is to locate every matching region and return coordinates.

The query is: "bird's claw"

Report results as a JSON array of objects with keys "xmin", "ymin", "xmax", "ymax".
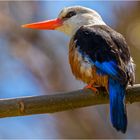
[{"xmin": 84, "ymin": 84, "xmax": 99, "ymax": 94}]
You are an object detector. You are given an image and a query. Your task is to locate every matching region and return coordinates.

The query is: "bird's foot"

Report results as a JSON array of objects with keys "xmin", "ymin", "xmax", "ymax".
[{"xmin": 84, "ymin": 84, "xmax": 98, "ymax": 94}]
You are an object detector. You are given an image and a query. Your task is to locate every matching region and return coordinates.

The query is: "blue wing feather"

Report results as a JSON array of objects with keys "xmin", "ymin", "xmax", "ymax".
[
  {"xmin": 86, "ymin": 55, "xmax": 118, "ymax": 77},
  {"xmin": 94, "ymin": 61, "xmax": 118, "ymax": 76}
]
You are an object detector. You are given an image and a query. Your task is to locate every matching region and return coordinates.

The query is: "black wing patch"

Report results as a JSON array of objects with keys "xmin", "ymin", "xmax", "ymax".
[{"xmin": 73, "ymin": 25, "xmax": 130, "ymax": 84}]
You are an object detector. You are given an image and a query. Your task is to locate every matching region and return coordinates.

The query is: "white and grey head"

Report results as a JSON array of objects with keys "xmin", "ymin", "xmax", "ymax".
[
  {"xmin": 56, "ymin": 6, "xmax": 106, "ymax": 36},
  {"xmin": 22, "ymin": 6, "xmax": 106, "ymax": 36}
]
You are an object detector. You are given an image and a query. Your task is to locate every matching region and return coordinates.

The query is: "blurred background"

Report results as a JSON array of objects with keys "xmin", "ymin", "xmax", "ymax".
[{"xmin": 0, "ymin": 1, "xmax": 140, "ymax": 139}]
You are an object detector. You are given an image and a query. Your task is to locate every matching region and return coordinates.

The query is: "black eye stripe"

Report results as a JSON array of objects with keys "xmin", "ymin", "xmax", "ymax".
[{"xmin": 64, "ymin": 11, "xmax": 76, "ymax": 19}]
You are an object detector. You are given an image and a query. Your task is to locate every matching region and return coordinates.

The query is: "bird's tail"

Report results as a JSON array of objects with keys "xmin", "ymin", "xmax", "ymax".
[{"xmin": 109, "ymin": 78, "xmax": 127, "ymax": 133}]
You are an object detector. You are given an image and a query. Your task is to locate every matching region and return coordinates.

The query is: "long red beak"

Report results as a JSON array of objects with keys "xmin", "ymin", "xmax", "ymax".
[{"xmin": 22, "ymin": 18, "xmax": 63, "ymax": 30}]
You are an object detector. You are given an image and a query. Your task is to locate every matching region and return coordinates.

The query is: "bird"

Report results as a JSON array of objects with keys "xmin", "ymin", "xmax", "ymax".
[{"xmin": 22, "ymin": 6, "xmax": 135, "ymax": 133}]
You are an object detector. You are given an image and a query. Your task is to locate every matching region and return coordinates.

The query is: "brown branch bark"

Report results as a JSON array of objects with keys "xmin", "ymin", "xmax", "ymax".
[{"xmin": 0, "ymin": 84, "xmax": 140, "ymax": 118}]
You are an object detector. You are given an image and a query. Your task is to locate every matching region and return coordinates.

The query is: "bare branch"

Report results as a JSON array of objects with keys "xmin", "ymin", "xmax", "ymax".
[{"xmin": 0, "ymin": 84, "xmax": 140, "ymax": 118}]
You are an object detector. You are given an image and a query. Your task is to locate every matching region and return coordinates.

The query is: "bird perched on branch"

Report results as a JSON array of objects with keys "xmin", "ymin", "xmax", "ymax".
[{"xmin": 22, "ymin": 6, "xmax": 135, "ymax": 133}]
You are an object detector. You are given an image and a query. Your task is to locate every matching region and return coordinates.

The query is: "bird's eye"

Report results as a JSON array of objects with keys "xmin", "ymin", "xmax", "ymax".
[{"xmin": 64, "ymin": 11, "xmax": 76, "ymax": 19}]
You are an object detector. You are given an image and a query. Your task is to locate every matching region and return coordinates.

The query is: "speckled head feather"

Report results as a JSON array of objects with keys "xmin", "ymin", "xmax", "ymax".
[
  {"xmin": 58, "ymin": 6, "xmax": 102, "ymax": 18},
  {"xmin": 56, "ymin": 6, "xmax": 106, "ymax": 36}
]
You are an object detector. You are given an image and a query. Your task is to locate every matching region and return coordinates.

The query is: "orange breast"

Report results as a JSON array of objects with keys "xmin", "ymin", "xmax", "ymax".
[{"xmin": 69, "ymin": 39, "xmax": 108, "ymax": 90}]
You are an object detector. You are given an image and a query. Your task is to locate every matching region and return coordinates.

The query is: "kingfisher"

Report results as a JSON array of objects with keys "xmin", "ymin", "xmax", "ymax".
[{"xmin": 22, "ymin": 6, "xmax": 135, "ymax": 133}]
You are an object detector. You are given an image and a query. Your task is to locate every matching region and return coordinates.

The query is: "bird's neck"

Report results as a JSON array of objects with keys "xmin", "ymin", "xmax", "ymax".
[
  {"xmin": 70, "ymin": 19, "xmax": 106, "ymax": 37},
  {"xmin": 56, "ymin": 17, "xmax": 106, "ymax": 37}
]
